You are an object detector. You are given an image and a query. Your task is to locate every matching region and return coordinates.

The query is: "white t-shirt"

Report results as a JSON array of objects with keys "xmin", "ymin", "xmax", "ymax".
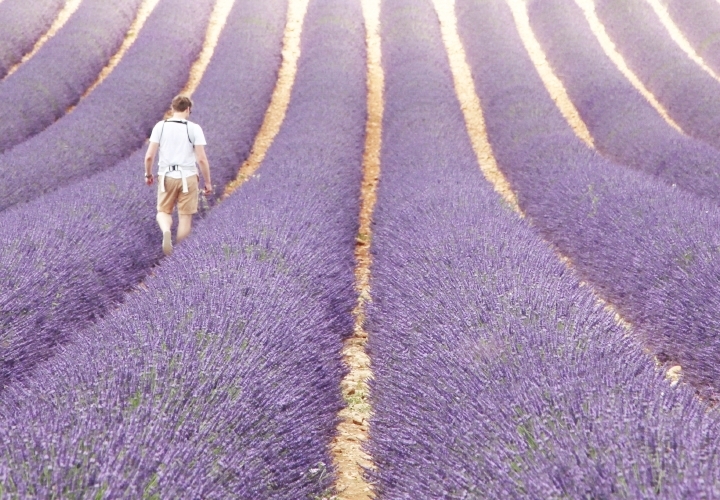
[{"xmin": 149, "ymin": 119, "xmax": 207, "ymax": 178}]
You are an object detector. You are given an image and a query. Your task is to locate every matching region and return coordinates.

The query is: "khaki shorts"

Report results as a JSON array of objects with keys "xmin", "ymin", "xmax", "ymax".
[{"xmin": 157, "ymin": 175, "xmax": 199, "ymax": 215}]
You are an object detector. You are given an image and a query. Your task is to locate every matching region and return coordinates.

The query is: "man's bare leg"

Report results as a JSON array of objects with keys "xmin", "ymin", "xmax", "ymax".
[
  {"xmin": 157, "ymin": 211, "xmax": 174, "ymax": 256},
  {"xmin": 157, "ymin": 212, "xmax": 173, "ymax": 232},
  {"xmin": 177, "ymin": 214, "xmax": 193, "ymax": 243}
]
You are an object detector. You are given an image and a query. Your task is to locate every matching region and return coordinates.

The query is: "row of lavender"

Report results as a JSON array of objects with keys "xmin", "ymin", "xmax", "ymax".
[
  {"xmin": 452, "ymin": 0, "xmax": 720, "ymax": 397},
  {"xmin": 365, "ymin": 0, "xmax": 720, "ymax": 496},
  {"xmin": 664, "ymin": 0, "xmax": 720, "ymax": 76},
  {"xmin": 526, "ymin": 0, "xmax": 720, "ymax": 204},
  {"xmin": 591, "ymin": 0, "xmax": 720, "ymax": 150},
  {"xmin": 0, "ymin": 0, "xmax": 143, "ymax": 153},
  {"xmin": 0, "ymin": 0, "xmax": 212, "ymax": 212},
  {"xmin": 0, "ymin": 0, "xmax": 64, "ymax": 79},
  {"xmin": 0, "ymin": 0, "xmax": 285, "ymax": 390},
  {"xmin": 0, "ymin": 0, "xmax": 366, "ymax": 496}
]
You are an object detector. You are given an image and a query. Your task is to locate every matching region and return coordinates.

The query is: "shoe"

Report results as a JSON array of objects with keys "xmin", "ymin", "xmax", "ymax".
[{"xmin": 162, "ymin": 231, "xmax": 173, "ymax": 256}]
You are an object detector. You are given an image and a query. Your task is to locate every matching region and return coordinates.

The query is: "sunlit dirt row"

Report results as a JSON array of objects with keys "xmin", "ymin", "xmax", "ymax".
[
  {"xmin": 329, "ymin": 0, "xmax": 382, "ymax": 496},
  {"xmin": 506, "ymin": 0, "xmax": 594, "ymax": 148}
]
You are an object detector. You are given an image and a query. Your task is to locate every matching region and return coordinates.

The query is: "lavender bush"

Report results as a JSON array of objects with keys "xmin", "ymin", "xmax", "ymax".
[
  {"xmin": 367, "ymin": 0, "xmax": 720, "ymax": 496},
  {"xmin": 0, "ymin": 0, "xmax": 143, "ymax": 153},
  {"xmin": 0, "ymin": 0, "xmax": 365, "ymax": 495},
  {"xmin": 0, "ymin": 0, "xmax": 64, "ymax": 79},
  {"xmin": 527, "ymin": 0, "xmax": 720, "ymax": 202},
  {"xmin": 458, "ymin": 0, "xmax": 720, "ymax": 398},
  {"xmin": 0, "ymin": 0, "xmax": 212, "ymax": 212},
  {"xmin": 0, "ymin": 0, "xmax": 287, "ymax": 391},
  {"xmin": 664, "ymin": 0, "xmax": 720, "ymax": 76},
  {"xmin": 593, "ymin": 0, "xmax": 720, "ymax": 149}
]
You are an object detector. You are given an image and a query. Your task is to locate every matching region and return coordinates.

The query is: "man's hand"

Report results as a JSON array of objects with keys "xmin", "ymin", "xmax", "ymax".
[
  {"xmin": 145, "ymin": 174, "xmax": 154, "ymax": 186},
  {"xmin": 195, "ymin": 145, "xmax": 213, "ymax": 196}
]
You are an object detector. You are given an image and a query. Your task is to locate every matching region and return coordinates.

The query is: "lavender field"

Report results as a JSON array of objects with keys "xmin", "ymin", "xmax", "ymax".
[{"xmin": 3, "ymin": 0, "xmax": 720, "ymax": 497}]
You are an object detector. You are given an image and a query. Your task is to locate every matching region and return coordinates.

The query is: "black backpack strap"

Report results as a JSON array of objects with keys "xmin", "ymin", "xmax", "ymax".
[{"xmin": 158, "ymin": 120, "xmax": 167, "ymax": 144}]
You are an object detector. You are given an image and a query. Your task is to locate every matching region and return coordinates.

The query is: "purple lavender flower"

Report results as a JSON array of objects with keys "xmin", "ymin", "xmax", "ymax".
[
  {"xmin": 458, "ymin": 0, "xmax": 720, "ymax": 397},
  {"xmin": 528, "ymin": 0, "xmax": 720, "ymax": 203},
  {"xmin": 593, "ymin": 0, "xmax": 720, "ymax": 149},
  {"xmin": 0, "ymin": 0, "xmax": 143, "ymax": 153},
  {"xmin": 0, "ymin": 0, "xmax": 65, "ymax": 78},
  {"xmin": 664, "ymin": 0, "xmax": 720, "ymax": 76},
  {"xmin": 367, "ymin": 0, "xmax": 720, "ymax": 497}
]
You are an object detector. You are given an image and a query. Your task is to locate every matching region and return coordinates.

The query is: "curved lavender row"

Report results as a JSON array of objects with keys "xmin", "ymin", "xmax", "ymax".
[
  {"xmin": 665, "ymin": 0, "xmax": 720, "ymax": 76},
  {"xmin": 592, "ymin": 0, "xmax": 720, "ymax": 149},
  {"xmin": 368, "ymin": 0, "xmax": 720, "ymax": 496},
  {"xmin": 0, "ymin": 0, "xmax": 287, "ymax": 390},
  {"xmin": 527, "ymin": 0, "xmax": 720, "ymax": 202},
  {"xmin": 0, "ymin": 0, "xmax": 142, "ymax": 154},
  {"xmin": 0, "ymin": 0, "xmax": 212, "ymax": 212},
  {"xmin": 0, "ymin": 0, "xmax": 64, "ymax": 79},
  {"xmin": 458, "ymin": 0, "xmax": 720, "ymax": 397},
  {"xmin": 0, "ymin": 0, "xmax": 365, "ymax": 494}
]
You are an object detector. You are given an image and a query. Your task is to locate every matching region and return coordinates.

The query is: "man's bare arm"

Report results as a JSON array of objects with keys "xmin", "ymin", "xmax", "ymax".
[
  {"xmin": 144, "ymin": 142, "xmax": 159, "ymax": 185},
  {"xmin": 195, "ymin": 144, "xmax": 212, "ymax": 193}
]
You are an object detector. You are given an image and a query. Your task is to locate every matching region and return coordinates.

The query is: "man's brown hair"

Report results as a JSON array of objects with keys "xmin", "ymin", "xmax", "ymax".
[{"xmin": 171, "ymin": 95, "xmax": 193, "ymax": 112}]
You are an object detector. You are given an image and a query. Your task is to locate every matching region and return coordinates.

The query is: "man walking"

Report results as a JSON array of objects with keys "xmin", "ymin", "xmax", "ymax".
[{"xmin": 144, "ymin": 95, "xmax": 212, "ymax": 256}]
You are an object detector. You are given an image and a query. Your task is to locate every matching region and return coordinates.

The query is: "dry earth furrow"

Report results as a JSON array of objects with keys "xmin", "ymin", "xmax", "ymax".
[
  {"xmin": 72, "ymin": 0, "xmax": 233, "ymax": 125},
  {"xmin": 432, "ymin": 0, "xmax": 519, "ymax": 213},
  {"xmin": 160, "ymin": 0, "xmax": 236, "ymax": 120},
  {"xmin": 329, "ymin": 0, "xmax": 382, "ymax": 497}
]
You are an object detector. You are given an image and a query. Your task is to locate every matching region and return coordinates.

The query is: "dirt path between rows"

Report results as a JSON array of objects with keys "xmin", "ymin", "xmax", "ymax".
[{"xmin": 329, "ymin": 0, "xmax": 382, "ymax": 498}]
